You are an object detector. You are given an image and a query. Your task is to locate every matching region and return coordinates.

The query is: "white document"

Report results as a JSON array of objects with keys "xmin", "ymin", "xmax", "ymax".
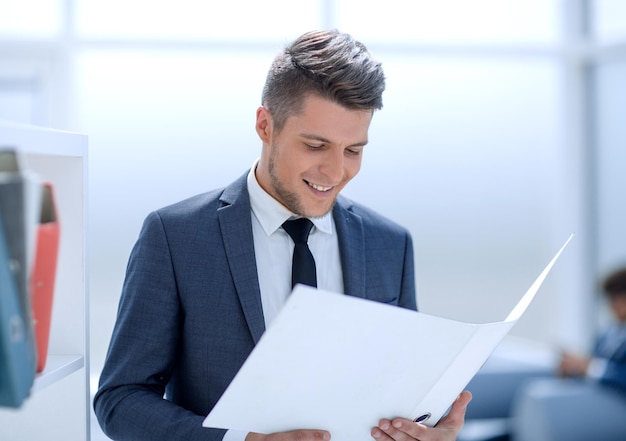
[{"xmin": 203, "ymin": 235, "xmax": 573, "ymax": 440}]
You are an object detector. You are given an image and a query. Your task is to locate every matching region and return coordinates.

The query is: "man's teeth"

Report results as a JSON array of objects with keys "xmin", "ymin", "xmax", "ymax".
[{"xmin": 309, "ymin": 182, "xmax": 332, "ymax": 192}]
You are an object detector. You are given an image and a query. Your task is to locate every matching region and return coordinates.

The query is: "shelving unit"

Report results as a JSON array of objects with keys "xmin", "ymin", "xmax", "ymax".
[{"xmin": 0, "ymin": 120, "xmax": 89, "ymax": 440}]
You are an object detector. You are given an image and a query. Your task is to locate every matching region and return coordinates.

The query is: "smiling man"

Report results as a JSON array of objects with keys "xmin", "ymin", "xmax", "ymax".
[{"xmin": 94, "ymin": 29, "xmax": 470, "ymax": 441}]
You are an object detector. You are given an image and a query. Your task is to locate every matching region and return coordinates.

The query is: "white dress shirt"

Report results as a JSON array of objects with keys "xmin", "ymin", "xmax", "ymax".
[
  {"xmin": 222, "ymin": 161, "xmax": 344, "ymax": 441},
  {"xmin": 246, "ymin": 160, "xmax": 344, "ymax": 325}
]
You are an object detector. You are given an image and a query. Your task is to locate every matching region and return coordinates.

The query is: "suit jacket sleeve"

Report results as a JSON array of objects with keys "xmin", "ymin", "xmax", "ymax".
[
  {"xmin": 600, "ymin": 359, "xmax": 626, "ymax": 393},
  {"xmin": 93, "ymin": 211, "xmax": 227, "ymax": 441},
  {"xmin": 596, "ymin": 332, "xmax": 626, "ymax": 393}
]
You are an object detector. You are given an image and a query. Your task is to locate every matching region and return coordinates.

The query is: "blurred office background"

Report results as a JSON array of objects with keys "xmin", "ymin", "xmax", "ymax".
[{"xmin": 1, "ymin": 0, "xmax": 625, "ymax": 437}]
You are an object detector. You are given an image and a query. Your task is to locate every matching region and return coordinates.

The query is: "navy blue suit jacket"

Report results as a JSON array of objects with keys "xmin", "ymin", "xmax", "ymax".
[
  {"xmin": 94, "ymin": 172, "xmax": 416, "ymax": 441},
  {"xmin": 593, "ymin": 325, "xmax": 626, "ymax": 393}
]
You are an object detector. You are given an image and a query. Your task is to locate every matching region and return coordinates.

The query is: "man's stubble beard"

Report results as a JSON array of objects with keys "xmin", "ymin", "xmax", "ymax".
[{"xmin": 268, "ymin": 146, "xmax": 335, "ymax": 219}]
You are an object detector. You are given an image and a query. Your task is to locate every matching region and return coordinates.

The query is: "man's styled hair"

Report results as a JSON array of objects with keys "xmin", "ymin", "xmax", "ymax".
[
  {"xmin": 261, "ymin": 29, "xmax": 386, "ymax": 133},
  {"xmin": 603, "ymin": 268, "xmax": 626, "ymax": 298}
]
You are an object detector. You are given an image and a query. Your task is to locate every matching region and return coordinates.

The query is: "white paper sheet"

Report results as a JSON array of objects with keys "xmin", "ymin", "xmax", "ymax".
[{"xmin": 203, "ymin": 234, "xmax": 573, "ymax": 440}]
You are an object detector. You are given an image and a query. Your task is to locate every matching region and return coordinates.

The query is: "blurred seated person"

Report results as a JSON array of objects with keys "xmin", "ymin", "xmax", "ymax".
[
  {"xmin": 558, "ymin": 267, "xmax": 626, "ymax": 391},
  {"xmin": 509, "ymin": 267, "xmax": 626, "ymax": 441},
  {"xmin": 558, "ymin": 268, "xmax": 626, "ymax": 393}
]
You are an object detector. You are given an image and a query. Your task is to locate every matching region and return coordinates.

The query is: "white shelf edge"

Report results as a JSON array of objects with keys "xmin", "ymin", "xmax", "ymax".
[
  {"xmin": 0, "ymin": 120, "xmax": 87, "ymax": 157},
  {"xmin": 32, "ymin": 354, "xmax": 85, "ymax": 393}
]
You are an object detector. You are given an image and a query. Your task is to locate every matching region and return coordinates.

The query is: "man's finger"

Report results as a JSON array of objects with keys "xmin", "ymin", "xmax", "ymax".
[{"xmin": 436, "ymin": 391, "xmax": 472, "ymax": 429}]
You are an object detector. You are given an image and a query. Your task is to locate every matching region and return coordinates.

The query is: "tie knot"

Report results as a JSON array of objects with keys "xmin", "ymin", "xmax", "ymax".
[{"xmin": 282, "ymin": 218, "xmax": 314, "ymax": 244}]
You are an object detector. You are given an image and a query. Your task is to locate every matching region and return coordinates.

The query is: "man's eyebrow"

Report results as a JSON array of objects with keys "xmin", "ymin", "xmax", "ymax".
[{"xmin": 300, "ymin": 133, "xmax": 368, "ymax": 147}]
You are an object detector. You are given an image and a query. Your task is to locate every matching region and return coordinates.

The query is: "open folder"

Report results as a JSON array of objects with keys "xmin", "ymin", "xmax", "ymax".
[{"xmin": 203, "ymin": 235, "xmax": 573, "ymax": 440}]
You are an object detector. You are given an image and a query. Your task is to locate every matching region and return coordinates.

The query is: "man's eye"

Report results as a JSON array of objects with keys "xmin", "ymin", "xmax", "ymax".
[
  {"xmin": 346, "ymin": 148, "xmax": 362, "ymax": 156},
  {"xmin": 305, "ymin": 143, "xmax": 324, "ymax": 150}
]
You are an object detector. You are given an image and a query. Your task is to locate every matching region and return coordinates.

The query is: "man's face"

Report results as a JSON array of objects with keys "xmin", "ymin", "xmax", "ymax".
[
  {"xmin": 610, "ymin": 294, "xmax": 626, "ymax": 323},
  {"xmin": 255, "ymin": 94, "xmax": 372, "ymax": 218}
]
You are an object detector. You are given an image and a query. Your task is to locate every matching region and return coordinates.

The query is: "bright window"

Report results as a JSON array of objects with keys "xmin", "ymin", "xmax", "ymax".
[
  {"xmin": 74, "ymin": 0, "xmax": 322, "ymax": 40},
  {"xmin": 0, "ymin": 0, "xmax": 62, "ymax": 37},
  {"xmin": 336, "ymin": 0, "xmax": 561, "ymax": 45},
  {"xmin": 592, "ymin": 0, "xmax": 626, "ymax": 44}
]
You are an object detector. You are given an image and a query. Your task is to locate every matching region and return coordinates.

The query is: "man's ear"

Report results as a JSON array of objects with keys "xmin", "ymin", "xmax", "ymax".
[{"xmin": 255, "ymin": 106, "xmax": 272, "ymax": 143}]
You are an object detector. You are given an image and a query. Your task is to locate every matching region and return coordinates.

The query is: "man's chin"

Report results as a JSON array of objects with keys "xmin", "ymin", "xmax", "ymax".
[{"xmin": 304, "ymin": 200, "xmax": 336, "ymax": 219}]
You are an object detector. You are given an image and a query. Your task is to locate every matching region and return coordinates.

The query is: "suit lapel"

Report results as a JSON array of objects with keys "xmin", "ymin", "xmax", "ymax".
[
  {"xmin": 216, "ymin": 180, "xmax": 367, "ymax": 341},
  {"xmin": 333, "ymin": 197, "xmax": 366, "ymax": 298},
  {"xmin": 218, "ymin": 173, "xmax": 265, "ymax": 343}
]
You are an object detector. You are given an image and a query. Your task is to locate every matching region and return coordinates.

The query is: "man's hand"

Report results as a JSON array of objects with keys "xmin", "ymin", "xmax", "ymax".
[
  {"xmin": 371, "ymin": 391, "xmax": 472, "ymax": 441},
  {"xmin": 246, "ymin": 430, "xmax": 330, "ymax": 441},
  {"xmin": 558, "ymin": 352, "xmax": 590, "ymax": 377}
]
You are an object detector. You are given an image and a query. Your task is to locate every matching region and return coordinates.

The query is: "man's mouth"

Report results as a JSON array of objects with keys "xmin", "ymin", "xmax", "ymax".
[{"xmin": 305, "ymin": 180, "xmax": 332, "ymax": 192}]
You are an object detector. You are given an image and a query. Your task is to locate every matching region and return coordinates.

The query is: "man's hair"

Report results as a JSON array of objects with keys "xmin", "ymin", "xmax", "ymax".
[
  {"xmin": 602, "ymin": 268, "xmax": 626, "ymax": 297},
  {"xmin": 261, "ymin": 29, "xmax": 386, "ymax": 133}
]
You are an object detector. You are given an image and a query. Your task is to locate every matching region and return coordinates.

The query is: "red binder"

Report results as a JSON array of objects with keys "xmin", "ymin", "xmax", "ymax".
[{"xmin": 29, "ymin": 182, "xmax": 60, "ymax": 373}]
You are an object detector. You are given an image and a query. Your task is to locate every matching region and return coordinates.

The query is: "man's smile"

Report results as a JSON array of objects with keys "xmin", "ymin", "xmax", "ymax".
[{"xmin": 305, "ymin": 180, "xmax": 333, "ymax": 192}]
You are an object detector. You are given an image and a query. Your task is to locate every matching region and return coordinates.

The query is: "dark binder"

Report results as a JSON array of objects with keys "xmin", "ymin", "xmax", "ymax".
[
  {"xmin": 0, "ymin": 149, "xmax": 40, "ymax": 336},
  {"xmin": 0, "ymin": 213, "xmax": 36, "ymax": 407},
  {"xmin": 0, "ymin": 148, "xmax": 39, "ymax": 406},
  {"xmin": 30, "ymin": 182, "xmax": 60, "ymax": 373}
]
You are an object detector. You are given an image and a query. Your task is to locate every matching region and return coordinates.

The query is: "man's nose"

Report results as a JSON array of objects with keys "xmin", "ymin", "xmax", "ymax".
[{"xmin": 319, "ymin": 149, "xmax": 344, "ymax": 183}]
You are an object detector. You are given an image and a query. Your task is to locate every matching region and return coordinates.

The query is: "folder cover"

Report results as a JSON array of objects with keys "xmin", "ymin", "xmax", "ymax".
[
  {"xmin": 204, "ymin": 235, "xmax": 573, "ymax": 440},
  {"xmin": 30, "ymin": 182, "xmax": 60, "ymax": 373},
  {"xmin": 0, "ymin": 214, "xmax": 36, "ymax": 407}
]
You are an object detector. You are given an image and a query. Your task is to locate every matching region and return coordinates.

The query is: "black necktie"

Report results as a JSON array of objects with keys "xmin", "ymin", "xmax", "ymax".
[{"xmin": 282, "ymin": 218, "xmax": 317, "ymax": 289}]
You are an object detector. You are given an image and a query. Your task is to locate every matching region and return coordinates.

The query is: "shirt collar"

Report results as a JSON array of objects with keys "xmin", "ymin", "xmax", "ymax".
[{"xmin": 247, "ymin": 159, "xmax": 334, "ymax": 236}]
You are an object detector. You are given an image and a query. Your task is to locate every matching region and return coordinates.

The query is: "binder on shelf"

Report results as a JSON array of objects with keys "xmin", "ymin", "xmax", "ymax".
[
  {"xmin": 0, "ymin": 214, "xmax": 36, "ymax": 408},
  {"xmin": 0, "ymin": 148, "xmax": 41, "ymax": 336},
  {"xmin": 30, "ymin": 182, "xmax": 60, "ymax": 373}
]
